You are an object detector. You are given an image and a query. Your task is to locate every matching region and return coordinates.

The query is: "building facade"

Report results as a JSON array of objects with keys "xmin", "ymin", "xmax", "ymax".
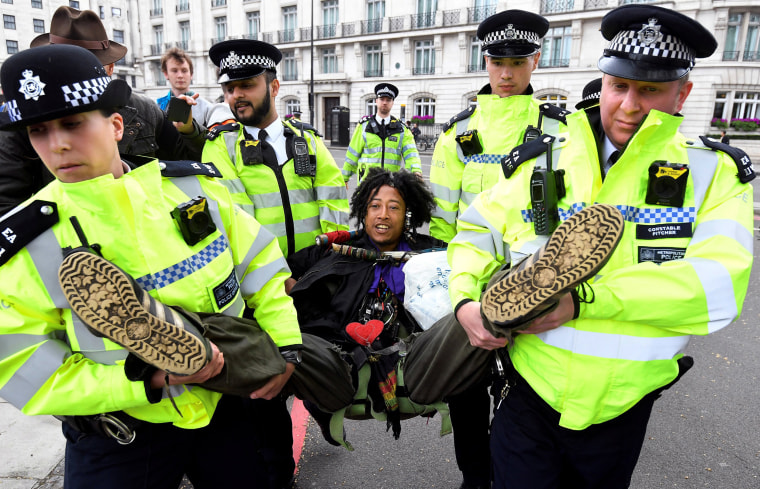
[{"xmin": 1, "ymin": 1, "xmax": 759, "ymax": 155}]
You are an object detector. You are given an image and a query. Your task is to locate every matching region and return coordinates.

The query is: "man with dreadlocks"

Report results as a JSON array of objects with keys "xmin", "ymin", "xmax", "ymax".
[{"xmin": 284, "ymin": 168, "xmax": 490, "ymax": 457}]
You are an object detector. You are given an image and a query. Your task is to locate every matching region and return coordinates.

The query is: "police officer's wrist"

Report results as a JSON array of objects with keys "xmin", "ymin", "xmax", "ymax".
[{"xmin": 280, "ymin": 349, "xmax": 302, "ymax": 365}]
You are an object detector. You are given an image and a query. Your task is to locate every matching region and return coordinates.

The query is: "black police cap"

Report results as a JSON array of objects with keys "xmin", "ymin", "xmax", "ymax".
[
  {"xmin": 374, "ymin": 83, "xmax": 398, "ymax": 100},
  {"xmin": 0, "ymin": 44, "xmax": 131, "ymax": 131},
  {"xmin": 575, "ymin": 78, "xmax": 602, "ymax": 110},
  {"xmin": 477, "ymin": 10, "xmax": 549, "ymax": 58},
  {"xmin": 209, "ymin": 39, "xmax": 282, "ymax": 84},
  {"xmin": 598, "ymin": 5, "xmax": 717, "ymax": 82}
]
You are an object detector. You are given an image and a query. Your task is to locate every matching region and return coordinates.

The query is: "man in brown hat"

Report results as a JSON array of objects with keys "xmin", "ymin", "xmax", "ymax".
[{"xmin": 0, "ymin": 6, "xmax": 208, "ymax": 216}]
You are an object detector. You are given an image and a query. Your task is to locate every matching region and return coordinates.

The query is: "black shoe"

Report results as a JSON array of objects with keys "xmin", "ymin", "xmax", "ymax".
[{"xmin": 59, "ymin": 250, "xmax": 211, "ymax": 375}]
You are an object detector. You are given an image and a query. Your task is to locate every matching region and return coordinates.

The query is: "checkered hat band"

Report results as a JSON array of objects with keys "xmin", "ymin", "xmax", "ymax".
[
  {"xmin": 220, "ymin": 54, "xmax": 275, "ymax": 71},
  {"xmin": 607, "ymin": 30, "xmax": 695, "ymax": 65},
  {"xmin": 61, "ymin": 76, "xmax": 112, "ymax": 107},
  {"xmin": 7, "ymin": 100, "xmax": 21, "ymax": 122},
  {"xmin": 583, "ymin": 91, "xmax": 601, "ymax": 102},
  {"xmin": 483, "ymin": 28, "xmax": 539, "ymax": 47}
]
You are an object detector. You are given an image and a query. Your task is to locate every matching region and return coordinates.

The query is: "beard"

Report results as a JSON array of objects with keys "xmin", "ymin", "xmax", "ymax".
[{"xmin": 232, "ymin": 84, "xmax": 272, "ymax": 127}]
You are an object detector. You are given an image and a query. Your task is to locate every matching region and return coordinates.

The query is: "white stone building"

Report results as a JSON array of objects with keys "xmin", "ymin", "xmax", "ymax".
[{"xmin": 1, "ymin": 0, "xmax": 758, "ymax": 155}]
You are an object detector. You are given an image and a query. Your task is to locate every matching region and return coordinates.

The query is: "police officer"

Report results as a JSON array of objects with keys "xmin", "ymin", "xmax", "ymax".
[
  {"xmin": 203, "ymin": 39, "xmax": 349, "ymax": 258},
  {"xmin": 342, "ymin": 83, "xmax": 422, "ymax": 184},
  {"xmin": 575, "ymin": 77, "xmax": 602, "ymax": 110},
  {"xmin": 0, "ymin": 44, "xmax": 302, "ymax": 488},
  {"xmin": 429, "ymin": 9, "xmax": 565, "ymax": 243},
  {"xmin": 449, "ymin": 5, "xmax": 754, "ymax": 488}
]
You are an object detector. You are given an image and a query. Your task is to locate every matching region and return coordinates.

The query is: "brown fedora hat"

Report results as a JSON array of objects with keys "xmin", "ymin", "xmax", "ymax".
[{"xmin": 30, "ymin": 6, "xmax": 127, "ymax": 65}]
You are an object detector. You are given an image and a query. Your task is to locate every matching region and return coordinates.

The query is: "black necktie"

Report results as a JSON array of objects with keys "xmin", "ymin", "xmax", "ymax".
[
  {"xmin": 258, "ymin": 129, "xmax": 278, "ymax": 166},
  {"xmin": 604, "ymin": 150, "xmax": 620, "ymax": 175}
]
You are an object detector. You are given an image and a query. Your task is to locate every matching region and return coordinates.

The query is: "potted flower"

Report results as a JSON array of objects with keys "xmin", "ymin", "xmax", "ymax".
[
  {"xmin": 729, "ymin": 118, "xmax": 759, "ymax": 132},
  {"xmin": 710, "ymin": 118, "xmax": 728, "ymax": 129}
]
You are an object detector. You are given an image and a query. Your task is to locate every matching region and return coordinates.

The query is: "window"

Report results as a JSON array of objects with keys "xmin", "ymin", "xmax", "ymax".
[
  {"xmin": 69, "ymin": 0, "xmax": 79, "ymax": 8},
  {"xmin": 537, "ymin": 93, "xmax": 567, "ymax": 109},
  {"xmin": 321, "ymin": 0, "xmax": 338, "ymax": 38},
  {"xmin": 246, "ymin": 11, "xmax": 260, "ymax": 39},
  {"xmin": 99, "ymin": 6, "xmax": 105, "ymax": 19},
  {"xmin": 712, "ymin": 90, "xmax": 760, "ymax": 127},
  {"xmin": 112, "ymin": 7, "xmax": 122, "ymax": 17},
  {"xmin": 723, "ymin": 11, "xmax": 760, "ymax": 62},
  {"xmin": 6, "ymin": 40, "xmax": 18, "ymax": 54},
  {"xmin": 33, "ymin": 18, "xmax": 44, "ymax": 33},
  {"xmin": 212, "ymin": 0, "xmax": 226, "ymax": 6},
  {"xmin": 365, "ymin": 44, "xmax": 383, "ymax": 77},
  {"xmin": 153, "ymin": 62, "xmax": 166, "ymax": 87},
  {"xmin": 152, "ymin": 0, "xmax": 163, "ymax": 16},
  {"xmin": 152, "ymin": 25, "xmax": 163, "ymax": 56},
  {"xmin": 367, "ymin": 0, "xmax": 384, "ymax": 34},
  {"xmin": 282, "ymin": 51, "xmax": 297, "ymax": 81},
  {"xmin": 2, "ymin": 0, "xmax": 13, "ymax": 5},
  {"xmin": 113, "ymin": 29, "xmax": 125, "ymax": 44},
  {"xmin": 724, "ymin": 13, "xmax": 742, "ymax": 61},
  {"xmin": 414, "ymin": 40, "xmax": 435, "ymax": 75},
  {"xmin": 178, "ymin": 22, "xmax": 190, "ymax": 50},
  {"xmin": 365, "ymin": 98, "xmax": 377, "ymax": 116},
  {"xmin": 413, "ymin": 97, "xmax": 435, "ymax": 118},
  {"xmin": 539, "ymin": 25, "xmax": 571, "ymax": 68},
  {"xmin": 285, "ymin": 99, "xmax": 301, "ymax": 117},
  {"xmin": 4, "ymin": 15, "xmax": 16, "ymax": 29},
  {"xmin": 745, "ymin": 13, "xmax": 760, "ymax": 61},
  {"xmin": 177, "ymin": 0, "xmax": 190, "ymax": 12},
  {"xmin": 469, "ymin": 36, "xmax": 485, "ymax": 72},
  {"xmin": 470, "ymin": 0, "xmax": 495, "ymax": 23},
  {"xmin": 215, "ymin": 16, "xmax": 227, "ymax": 42},
  {"xmin": 322, "ymin": 48, "xmax": 338, "ymax": 73},
  {"xmin": 415, "ymin": 0, "xmax": 436, "ymax": 28},
  {"xmin": 31, "ymin": 0, "xmax": 42, "ymax": 7},
  {"xmin": 541, "ymin": 0, "xmax": 574, "ymax": 14},
  {"xmin": 282, "ymin": 6, "xmax": 297, "ymax": 42}
]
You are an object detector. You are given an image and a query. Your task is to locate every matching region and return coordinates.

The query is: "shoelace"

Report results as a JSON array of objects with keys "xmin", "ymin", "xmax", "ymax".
[
  {"xmin": 164, "ymin": 373, "xmax": 183, "ymax": 417},
  {"xmin": 577, "ymin": 281, "xmax": 596, "ymax": 304}
]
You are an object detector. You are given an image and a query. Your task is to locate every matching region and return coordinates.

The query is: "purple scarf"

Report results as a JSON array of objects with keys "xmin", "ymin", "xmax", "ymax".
[{"xmin": 367, "ymin": 237, "xmax": 412, "ymax": 302}]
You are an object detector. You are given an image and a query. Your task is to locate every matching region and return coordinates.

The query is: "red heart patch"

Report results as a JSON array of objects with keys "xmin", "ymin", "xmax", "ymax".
[{"xmin": 346, "ymin": 320, "xmax": 384, "ymax": 346}]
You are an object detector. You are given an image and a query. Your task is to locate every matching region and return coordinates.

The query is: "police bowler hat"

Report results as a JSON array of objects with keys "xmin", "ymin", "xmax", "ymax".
[
  {"xmin": 598, "ymin": 5, "xmax": 717, "ymax": 82},
  {"xmin": 209, "ymin": 39, "xmax": 282, "ymax": 84},
  {"xmin": 0, "ymin": 44, "xmax": 131, "ymax": 131},
  {"xmin": 477, "ymin": 10, "xmax": 549, "ymax": 58},
  {"xmin": 575, "ymin": 78, "xmax": 602, "ymax": 110}
]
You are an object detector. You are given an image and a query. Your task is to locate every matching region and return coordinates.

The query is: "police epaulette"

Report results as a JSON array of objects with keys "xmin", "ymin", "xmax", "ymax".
[
  {"xmin": 697, "ymin": 136, "xmax": 755, "ymax": 183},
  {"xmin": 442, "ymin": 106, "xmax": 476, "ymax": 133},
  {"xmin": 539, "ymin": 103, "xmax": 571, "ymax": 125},
  {"xmin": 0, "ymin": 200, "xmax": 58, "ymax": 267},
  {"xmin": 206, "ymin": 122, "xmax": 240, "ymax": 141},
  {"xmin": 358, "ymin": 115, "xmax": 372, "ymax": 124},
  {"xmin": 501, "ymin": 135, "xmax": 555, "ymax": 179},
  {"xmin": 158, "ymin": 160, "xmax": 223, "ymax": 178}
]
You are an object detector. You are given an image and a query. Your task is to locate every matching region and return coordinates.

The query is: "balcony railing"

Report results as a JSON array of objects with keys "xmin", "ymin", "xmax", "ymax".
[
  {"xmin": 364, "ymin": 69, "xmax": 383, "ymax": 77},
  {"xmin": 317, "ymin": 24, "xmax": 337, "ymax": 39},
  {"xmin": 541, "ymin": 0, "xmax": 574, "ymax": 14},
  {"xmin": 389, "ymin": 16, "xmax": 405, "ymax": 32},
  {"xmin": 176, "ymin": 40, "xmax": 188, "ymax": 50},
  {"xmin": 211, "ymin": 0, "xmax": 226, "ymax": 7},
  {"xmin": 723, "ymin": 51, "xmax": 739, "ymax": 61},
  {"xmin": 243, "ymin": 32, "xmax": 260, "ymax": 41},
  {"xmin": 583, "ymin": 0, "xmax": 608, "ymax": 9},
  {"xmin": 342, "ymin": 22, "xmax": 356, "ymax": 36},
  {"xmin": 362, "ymin": 18, "xmax": 383, "ymax": 34},
  {"xmin": 539, "ymin": 58, "xmax": 570, "ymax": 68},
  {"xmin": 176, "ymin": 1, "xmax": 190, "ymax": 12},
  {"xmin": 442, "ymin": 10, "xmax": 459, "ymax": 26},
  {"xmin": 413, "ymin": 66, "xmax": 435, "ymax": 75},
  {"xmin": 150, "ymin": 44, "xmax": 162, "ymax": 56},
  {"xmin": 262, "ymin": 32, "xmax": 273, "ymax": 43},
  {"xmin": 210, "ymin": 37, "xmax": 226, "ymax": 46},
  {"xmin": 467, "ymin": 63, "xmax": 485, "ymax": 73},
  {"xmin": 282, "ymin": 71, "xmax": 298, "ymax": 82},
  {"xmin": 412, "ymin": 12, "xmax": 436, "ymax": 29},
  {"xmin": 278, "ymin": 29, "xmax": 296, "ymax": 43},
  {"xmin": 150, "ymin": 8, "xmax": 163, "ymax": 16},
  {"xmin": 468, "ymin": 6, "xmax": 496, "ymax": 23},
  {"xmin": 743, "ymin": 50, "xmax": 760, "ymax": 62}
]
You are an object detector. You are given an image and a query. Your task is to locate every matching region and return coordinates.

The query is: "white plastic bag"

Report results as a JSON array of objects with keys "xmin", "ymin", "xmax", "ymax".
[{"xmin": 403, "ymin": 250, "xmax": 452, "ymax": 330}]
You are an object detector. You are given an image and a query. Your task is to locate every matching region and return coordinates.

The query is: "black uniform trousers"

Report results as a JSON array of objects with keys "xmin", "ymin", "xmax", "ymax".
[
  {"xmin": 62, "ymin": 395, "xmax": 270, "ymax": 489},
  {"xmin": 490, "ymin": 370, "xmax": 658, "ymax": 489}
]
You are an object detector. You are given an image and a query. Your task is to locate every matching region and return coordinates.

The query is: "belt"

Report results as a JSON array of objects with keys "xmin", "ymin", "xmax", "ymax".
[{"xmin": 56, "ymin": 411, "xmax": 143, "ymax": 445}]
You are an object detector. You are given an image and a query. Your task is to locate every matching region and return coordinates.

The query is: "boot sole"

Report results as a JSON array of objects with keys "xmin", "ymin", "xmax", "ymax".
[
  {"xmin": 481, "ymin": 204, "xmax": 624, "ymax": 328},
  {"xmin": 59, "ymin": 252, "xmax": 208, "ymax": 375}
]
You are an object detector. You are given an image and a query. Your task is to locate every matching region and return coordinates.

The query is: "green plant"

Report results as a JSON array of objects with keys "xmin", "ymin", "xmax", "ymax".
[
  {"xmin": 730, "ymin": 118, "xmax": 759, "ymax": 131},
  {"xmin": 711, "ymin": 118, "xmax": 728, "ymax": 129}
]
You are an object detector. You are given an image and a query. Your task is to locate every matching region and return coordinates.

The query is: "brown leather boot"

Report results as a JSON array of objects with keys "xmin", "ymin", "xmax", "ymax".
[{"xmin": 480, "ymin": 203, "xmax": 624, "ymax": 336}]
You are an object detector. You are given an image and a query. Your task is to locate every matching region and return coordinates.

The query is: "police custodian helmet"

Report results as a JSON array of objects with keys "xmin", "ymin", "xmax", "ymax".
[
  {"xmin": 477, "ymin": 10, "xmax": 549, "ymax": 58},
  {"xmin": 598, "ymin": 4, "xmax": 717, "ymax": 82},
  {"xmin": 209, "ymin": 39, "xmax": 282, "ymax": 84},
  {"xmin": 0, "ymin": 44, "xmax": 131, "ymax": 131}
]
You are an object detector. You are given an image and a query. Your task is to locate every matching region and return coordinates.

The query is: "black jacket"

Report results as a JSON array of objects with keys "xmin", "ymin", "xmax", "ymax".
[
  {"xmin": 0, "ymin": 92, "xmax": 206, "ymax": 216},
  {"xmin": 287, "ymin": 231, "xmax": 446, "ymax": 347}
]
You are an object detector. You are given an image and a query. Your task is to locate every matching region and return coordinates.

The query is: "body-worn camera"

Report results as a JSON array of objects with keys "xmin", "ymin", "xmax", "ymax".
[
  {"xmin": 171, "ymin": 197, "xmax": 217, "ymax": 246},
  {"xmin": 455, "ymin": 129, "xmax": 483, "ymax": 156},
  {"xmin": 292, "ymin": 136, "xmax": 316, "ymax": 176},
  {"xmin": 646, "ymin": 161, "xmax": 689, "ymax": 207}
]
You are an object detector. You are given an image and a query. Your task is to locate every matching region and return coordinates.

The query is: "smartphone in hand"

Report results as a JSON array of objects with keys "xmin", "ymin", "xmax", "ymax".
[{"xmin": 166, "ymin": 97, "xmax": 192, "ymax": 122}]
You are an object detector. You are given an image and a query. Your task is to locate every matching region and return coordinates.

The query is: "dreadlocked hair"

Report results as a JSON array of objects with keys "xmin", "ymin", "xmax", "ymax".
[{"xmin": 350, "ymin": 168, "xmax": 435, "ymax": 231}]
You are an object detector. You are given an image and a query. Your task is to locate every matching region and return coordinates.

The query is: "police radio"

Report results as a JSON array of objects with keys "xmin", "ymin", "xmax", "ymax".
[
  {"xmin": 292, "ymin": 124, "xmax": 316, "ymax": 177},
  {"xmin": 530, "ymin": 139, "xmax": 565, "ymax": 235}
]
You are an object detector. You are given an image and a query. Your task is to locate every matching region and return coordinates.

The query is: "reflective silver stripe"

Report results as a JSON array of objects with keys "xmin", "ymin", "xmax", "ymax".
[
  {"xmin": 71, "ymin": 312, "xmax": 108, "ymax": 353},
  {"xmin": 460, "ymin": 190, "xmax": 478, "ymax": 207},
  {"xmin": 263, "ymin": 215, "xmax": 321, "ymax": 239},
  {"xmin": 432, "ymin": 206, "xmax": 457, "ymax": 222},
  {"xmin": 224, "ymin": 131, "xmax": 238, "ymax": 165},
  {"xmin": 510, "ymin": 236, "xmax": 548, "ymax": 266},
  {"xmin": 541, "ymin": 117, "xmax": 561, "ymax": 136},
  {"xmin": 85, "ymin": 350, "xmax": 128, "ymax": 365},
  {"xmin": 451, "ymin": 206, "xmax": 511, "ymax": 262},
  {"xmin": 0, "ymin": 334, "xmax": 53, "ymax": 358},
  {"xmin": 315, "ymin": 185, "xmax": 347, "ymax": 202},
  {"xmin": 685, "ymin": 256, "xmax": 738, "ymax": 333},
  {"xmin": 320, "ymin": 207, "xmax": 349, "ymax": 227},
  {"xmin": 219, "ymin": 177, "xmax": 248, "ymax": 196},
  {"xmin": 0, "ymin": 339, "xmax": 71, "ymax": 409},
  {"xmin": 240, "ymin": 257, "xmax": 290, "ymax": 296},
  {"xmin": 686, "ymin": 147, "xmax": 718, "ymax": 211},
  {"xmin": 430, "ymin": 182, "xmax": 461, "ymax": 206},
  {"xmin": 346, "ymin": 146, "xmax": 360, "ymax": 159},
  {"xmin": 163, "ymin": 383, "xmax": 188, "ymax": 400},
  {"xmin": 235, "ymin": 226, "xmax": 277, "ymax": 279},
  {"xmin": 691, "ymin": 219, "xmax": 753, "ymax": 255},
  {"xmin": 221, "ymin": 294, "xmax": 245, "ymax": 317},
  {"xmin": 536, "ymin": 326, "xmax": 690, "ymax": 361},
  {"xmin": 252, "ymin": 188, "xmax": 316, "ymax": 208}
]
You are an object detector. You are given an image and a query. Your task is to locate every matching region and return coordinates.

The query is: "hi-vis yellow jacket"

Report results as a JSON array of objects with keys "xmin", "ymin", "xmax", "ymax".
[
  {"xmin": 448, "ymin": 109, "xmax": 754, "ymax": 430},
  {"xmin": 0, "ymin": 161, "xmax": 301, "ymax": 428},
  {"xmin": 429, "ymin": 91, "xmax": 563, "ymax": 242},
  {"xmin": 342, "ymin": 115, "xmax": 421, "ymax": 184},
  {"xmin": 203, "ymin": 119, "xmax": 349, "ymax": 256}
]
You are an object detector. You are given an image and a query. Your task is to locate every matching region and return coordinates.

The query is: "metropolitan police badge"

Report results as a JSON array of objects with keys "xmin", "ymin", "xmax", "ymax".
[
  {"xmin": 18, "ymin": 69, "xmax": 46, "ymax": 101},
  {"xmin": 637, "ymin": 18, "xmax": 663, "ymax": 46}
]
